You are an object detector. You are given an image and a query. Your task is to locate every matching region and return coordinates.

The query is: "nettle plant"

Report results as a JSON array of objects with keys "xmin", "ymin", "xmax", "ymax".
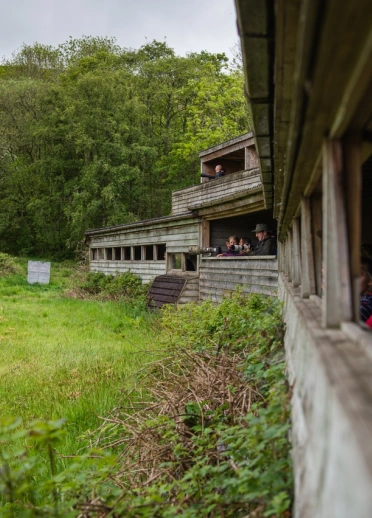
[{"xmin": 0, "ymin": 290, "xmax": 293, "ymax": 517}]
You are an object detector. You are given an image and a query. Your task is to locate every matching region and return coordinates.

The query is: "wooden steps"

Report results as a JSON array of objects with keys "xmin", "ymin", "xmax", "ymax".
[{"xmin": 148, "ymin": 275, "xmax": 200, "ymax": 308}]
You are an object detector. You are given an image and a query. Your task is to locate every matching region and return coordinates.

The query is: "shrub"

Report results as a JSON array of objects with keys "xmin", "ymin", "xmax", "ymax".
[
  {"xmin": 0, "ymin": 253, "xmax": 22, "ymax": 277},
  {"xmin": 76, "ymin": 271, "xmax": 149, "ymax": 306}
]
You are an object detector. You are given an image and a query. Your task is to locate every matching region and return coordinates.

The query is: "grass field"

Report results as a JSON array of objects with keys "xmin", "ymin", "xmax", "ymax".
[{"xmin": 0, "ymin": 260, "xmax": 158, "ymax": 454}]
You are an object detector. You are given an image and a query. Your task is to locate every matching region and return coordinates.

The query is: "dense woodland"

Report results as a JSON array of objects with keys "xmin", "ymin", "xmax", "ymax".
[{"xmin": 0, "ymin": 37, "xmax": 249, "ymax": 258}]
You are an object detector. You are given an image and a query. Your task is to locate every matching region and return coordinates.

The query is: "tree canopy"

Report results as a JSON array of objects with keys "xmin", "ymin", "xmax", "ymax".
[{"xmin": 0, "ymin": 38, "xmax": 249, "ymax": 257}]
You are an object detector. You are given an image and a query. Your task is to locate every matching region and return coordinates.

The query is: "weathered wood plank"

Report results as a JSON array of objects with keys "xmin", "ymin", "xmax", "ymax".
[
  {"xmin": 301, "ymin": 198, "xmax": 316, "ymax": 298},
  {"xmin": 322, "ymin": 140, "xmax": 352, "ymax": 327}
]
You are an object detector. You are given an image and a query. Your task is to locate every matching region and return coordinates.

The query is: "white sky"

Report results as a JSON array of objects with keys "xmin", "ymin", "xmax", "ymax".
[{"xmin": 0, "ymin": 0, "xmax": 239, "ymax": 61}]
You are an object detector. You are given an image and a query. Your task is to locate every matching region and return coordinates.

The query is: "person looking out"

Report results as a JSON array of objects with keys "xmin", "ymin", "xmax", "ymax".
[
  {"xmin": 201, "ymin": 164, "xmax": 226, "ymax": 180},
  {"xmin": 247, "ymin": 224, "xmax": 276, "ymax": 256},
  {"xmin": 217, "ymin": 235, "xmax": 240, "ymax": 257}
]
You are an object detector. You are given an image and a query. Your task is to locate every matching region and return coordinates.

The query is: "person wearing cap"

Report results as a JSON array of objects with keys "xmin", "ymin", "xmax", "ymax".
[{"xmin": 249, "ymin": 224, "xmax": 276, "ymax": 256}]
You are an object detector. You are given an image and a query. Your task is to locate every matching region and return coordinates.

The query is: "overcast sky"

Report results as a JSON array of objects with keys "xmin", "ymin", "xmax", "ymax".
[{"xmin": 0, "ymin": 0, "xmax": 239, "ymax": 61}]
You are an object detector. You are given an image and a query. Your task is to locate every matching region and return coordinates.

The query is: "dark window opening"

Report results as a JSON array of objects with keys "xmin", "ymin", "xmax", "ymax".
[
  {"xmin": 209, "ymin": 211, "xmax": 277, "ymax": 253},
  {"xmin": 185, "ymin": 254, "xmax": 197, "ymax": 271},
  {"xmin": 361, "ymin": 154, "xmax": 372, "ymax": 327},
  {"xmin": 134, "ymin": 246, "xmax": 142, "ymax": 261},
  {"xmin": 105, "ymin": 248, "xmax": 113, "ymax": 261},
  {"xmin": 145, "ymin": 245, "xmax": 154, "ymax": 260},
  {"xmin": 91, "ymin": 248, "xmax": 98, "ymax": 260},
  {"xmin": 123, "ymin": 247, "xmax": 131, "ymax": 260},
  {"xmin": 114, "ymin": 247, "xmax": 121, "ymax": 260},
  {"xmin": 157, "ymin": 244, "xmax": 166, "ymax": 260}
]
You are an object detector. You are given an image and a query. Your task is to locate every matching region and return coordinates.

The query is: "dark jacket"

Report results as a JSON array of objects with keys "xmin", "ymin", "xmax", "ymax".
[{"xmin": 251, "ymin": 237, "xmax": 276, "ymax": 256}]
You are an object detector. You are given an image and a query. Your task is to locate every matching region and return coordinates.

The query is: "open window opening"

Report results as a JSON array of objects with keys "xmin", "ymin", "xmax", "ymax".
[
  {"xmin": 310, "ymin": 179, "xmax": 322, "ymax": 297},
  {"xmin": 157, "ymin": 244, "xmax": 166, "ymax": 261},
  {"xmin": 113, "ymin": 247, "xmax": 121, "ymax": 261},
  {"xmin": 168, "ymin": 253, "xmax": 182, "ymax": 270},
  {"xmin": 122, "ymin": 247, "xmax": 131, "ymax": 260},
  {"xmin": 134, "ymin": 246, "xmax": 142, "ymax": 261},
  {"xmin": 200, "ymin": 143, "xmax": 258, "ymax": 182},
  {"xmin": 208, "ymin": 211, "xmax": 277, "ymax": 256},
  {"xmin": 145, "ymin": 245, "xmax": 154, "ymax": 260},
  {"xmin": 361, "ymin": 153, "xmax": 372, "ymax": 326},
  {"xmin": 105, "ymin": 248, "xmax": 113, "ymax": 261},
  {"xmin": 91, "ymin": 248, "xmax": 98, "ymax": 260},
  {"xmin": 185, "ymin": 254, "xmax": 197, "ymax": 271}
]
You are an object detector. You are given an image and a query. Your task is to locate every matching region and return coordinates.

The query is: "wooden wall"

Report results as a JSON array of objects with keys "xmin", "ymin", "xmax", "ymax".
[
  {"xmin": 172, "ymin": 170, "xmax": 261, "ymax": 215},
  {"xmin": 88, "ymin": 217, "xmax": 200, "ymax": 255},
  {"xmin": 279, "ymin": 273, "xmax": 372, "ymax": 518},
  {"xmin": 90, "ymin": 260, "xmax": 166, "ymax": 284},
  {"xmin": 199, "ymin": 257, "xmax": 278, "ymax": 301}
]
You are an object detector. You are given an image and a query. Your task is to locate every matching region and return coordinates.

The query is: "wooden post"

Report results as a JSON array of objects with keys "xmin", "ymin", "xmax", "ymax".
[
  {"xmin": 311, "ymin": 194, "xmax": 323, "ymax": 296},
  {"xmin": 301, "ymin": 198, "xmax": 316, "ymax": 298},
  {"xmin": 130, "ymin": 247, "xmax": 134, "ymax": 261},
  {"xmin": 343, "ymin": 133, "xmax": 361, "ymax": 321},
  {"xmin": 287, "ymin": 229, "xmax": 293, "ymax": 282},
  {"xmin": 322, "ymin": 139, "xmax": 352, "ymax": 328},
  {"xmin": 292, "ymin": 218, "xmax": 301, "ymax": 287},
  {"xmin": 201, "ymin": 219, "xmax": 210, "ymax": 247}
]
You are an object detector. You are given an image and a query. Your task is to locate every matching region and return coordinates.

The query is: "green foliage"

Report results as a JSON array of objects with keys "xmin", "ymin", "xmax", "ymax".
[
  {"xmin": 0, "ymin": 253, "xmax": 22, "ymax": 276},
  {"xmin": 0, "ymin": 290, "xmax": 292, "ymax": 516},
  {"xmin": 0, "ymin": 38, "xmax": 249, "ymax": 257},
  {"xmin": 76, "ymin": 270, "xmax": 148, "ymax": 307}
]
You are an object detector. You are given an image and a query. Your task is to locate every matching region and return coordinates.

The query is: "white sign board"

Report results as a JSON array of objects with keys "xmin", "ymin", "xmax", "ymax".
[{"xmin": 27, "ymin": 261, "xmax": 51, "ymax": 285}]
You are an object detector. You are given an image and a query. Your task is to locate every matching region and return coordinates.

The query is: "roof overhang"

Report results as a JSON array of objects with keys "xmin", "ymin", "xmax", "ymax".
[
  {"xmin": 234, "ymin": 0, "xmax": 274, "ymax": 211},
  {"xmin": 235, "ymin": 0, "xmax": 372, "ymax": 239}
]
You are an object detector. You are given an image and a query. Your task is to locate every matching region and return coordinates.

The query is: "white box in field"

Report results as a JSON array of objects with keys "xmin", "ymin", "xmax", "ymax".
[{"xmin": 27, "ymin": 261, "xmax": 51, "ymax": 284}]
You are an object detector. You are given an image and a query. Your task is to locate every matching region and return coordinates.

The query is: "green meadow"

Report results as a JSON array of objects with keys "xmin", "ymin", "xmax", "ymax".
[{"xmin": 0, "ymin": 261, "xmax": 157, "ymax": 453}]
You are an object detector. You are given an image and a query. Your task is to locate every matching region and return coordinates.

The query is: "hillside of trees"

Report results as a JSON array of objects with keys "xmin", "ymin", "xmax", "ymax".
[{"xmin": 0, "ymin": 37, "xmax": 249, "ymax": 258}]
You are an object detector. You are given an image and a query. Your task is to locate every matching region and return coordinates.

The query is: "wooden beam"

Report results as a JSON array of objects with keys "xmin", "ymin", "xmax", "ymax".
[
  {"xmin": 311, "ymin": 194, "xmax": 323, "ymax": 296},
  {"xmin": 287, "ymin": 229, "xmax": 293, "ymax": 282},
  {"xmin": 301, "ymin": 198, "xmax": 316, "ymax": 298},
  {"xmin": 343, "ymin": 133, "xmax": 362, "ymax": 321},
  {"xmin": 292, "ymin": 217, "xmax": 301, "ymax": 287},
  {"xmin": 322, "ymin": 140, "xmax": 352, "ymax": 328}
]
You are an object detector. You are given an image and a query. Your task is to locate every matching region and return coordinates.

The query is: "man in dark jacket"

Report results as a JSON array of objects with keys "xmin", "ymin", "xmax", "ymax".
[
  {"xmin": 249, "ymin": 223, "xmax": 276, "ymax": 256},
  {"xmin": 201, "ymin": 164, "xmax": 226, "ymax": 180}
]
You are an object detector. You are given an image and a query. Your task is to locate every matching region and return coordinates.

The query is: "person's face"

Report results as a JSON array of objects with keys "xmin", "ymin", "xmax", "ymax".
[
  {"xmin": 256, "ymin": 231, "xmax": 266, "ymax": 242},
  {"xmin": 229, "ymin": 238, "xmax": 237, "ymax": 246},
  {"xmin": 215, "ymin": 165, "xmax": 222, "ymax": 173}
]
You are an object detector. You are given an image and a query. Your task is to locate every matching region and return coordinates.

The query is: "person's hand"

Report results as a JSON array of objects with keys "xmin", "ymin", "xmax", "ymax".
[{"xmin": 217, "ymin": 253, "xmax": 223, "ymax": 257}]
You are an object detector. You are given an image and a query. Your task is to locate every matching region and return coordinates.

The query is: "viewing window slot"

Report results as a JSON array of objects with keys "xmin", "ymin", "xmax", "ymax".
[
  {"xmin": 145, "ymin": 245, "xmax": 154, "ymax": 260},
  {"xmin": 122, "ymin": 247, "xmax": 131, "ymax": 260},
  {"xmin": 105, "ymin": 248, "xmax": 113, "ymax": 261},
  {"xmin": 134, "ymin": 246, "xmax": 142, "ymax": 261}
]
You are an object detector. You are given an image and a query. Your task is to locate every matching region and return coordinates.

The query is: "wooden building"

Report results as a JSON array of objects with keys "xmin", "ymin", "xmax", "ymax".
[
  {"xmin": 85, "ymin": 132, "xmax": 278, "ymax": 306},
  {"xmin": 234, "ymin": 0, "xmax": 372, "ymax": 516}
]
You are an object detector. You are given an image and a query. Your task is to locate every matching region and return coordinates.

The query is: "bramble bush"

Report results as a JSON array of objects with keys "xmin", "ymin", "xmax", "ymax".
[{"xmin": 0, "ymin": 290, "xmax": 293, "ymax": 517}]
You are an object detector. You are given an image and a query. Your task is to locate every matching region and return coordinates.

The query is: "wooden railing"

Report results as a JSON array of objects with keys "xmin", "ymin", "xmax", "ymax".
[{"xmin": 172, "ymin": 169, "xmax": 262, "ymax": 215}]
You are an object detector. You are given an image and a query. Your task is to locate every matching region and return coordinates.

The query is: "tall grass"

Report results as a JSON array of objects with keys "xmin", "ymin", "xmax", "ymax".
[{"xmin": 0, "ymin": 259, "xmax": 158, "ymax": 454}]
